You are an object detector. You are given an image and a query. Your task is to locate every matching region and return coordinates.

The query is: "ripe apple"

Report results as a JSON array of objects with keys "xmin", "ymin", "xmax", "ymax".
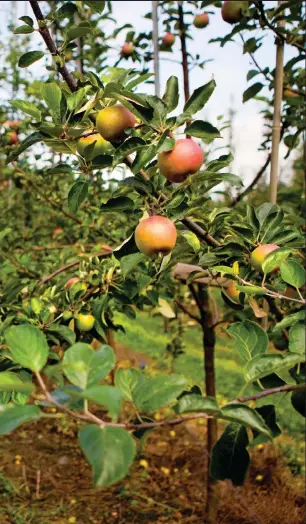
[
  {"xmin": 3, "ymin": 120, "xmax": 20, "ymax": 130},
  {"xmin": 162, "ymin": 32, "xmax": 175, "ymax": 47},
  {"xmin": 221, "ymin": 1, "xmax": 248, "ymax": 24},
  {"xmin": 121, "ymin": 42, "xmax": 134, "ymax": 57},
  {"xmin": 96, "ymin": 105, "xmax": 136, "ymax": 142},
  {"xmin": 158, "ymin": 138, "xmax": 204, "ymax": 183},
  {"xmin": 250, "ymin": 244, "xmax": 280, "ymax": 272},
  {"xmin": 135, "ymin": 216, "xmax": 177, "ymax": 257},
  {"xmin": 193, "ymin": 13, "xmax": 209, "ymax": 28},
  {"xmin": 283, "ymin": 87, "xmax": 299, "ymax": 99},
  {"xmin": 77, "ymin": 133, "xmax": 108, "ymax": 160},
  {"xmin": 75, "ymin": 313, "xmax": 95, "ymax": 331},
  {"xmin": 52, "ymin": 227, "xmax": 63, "ymax": 238},
  {"xmin": 225, "ymin": 280, "xmax": 241, "ymax": 304},
  {"xmin": 65, "ymin": 277, "xmax": 81, "ymax": 290},
  {"xmin": 5, "ymin": 131, "xmax": 18, "ymax": 146}
]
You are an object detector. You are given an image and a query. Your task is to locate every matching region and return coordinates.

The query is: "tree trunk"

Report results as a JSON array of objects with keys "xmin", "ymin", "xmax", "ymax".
[
  {"xmin": 190, "ymin": 284, "xmax": 219, "ymax": 523},
  {"xmin": 152, "ymin": 0, "xmax": 160, "ymax": 97}
]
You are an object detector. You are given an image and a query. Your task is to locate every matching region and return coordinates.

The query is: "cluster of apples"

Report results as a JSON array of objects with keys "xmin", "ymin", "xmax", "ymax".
[{"xmin": 225, "ymin": 243, "xmax": 281, "ymax": 303}]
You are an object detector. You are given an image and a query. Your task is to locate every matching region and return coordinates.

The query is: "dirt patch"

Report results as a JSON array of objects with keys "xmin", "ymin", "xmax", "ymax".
[{"xmin": 0, "ymin": 417, "xmax": 304, "ymax": 524}]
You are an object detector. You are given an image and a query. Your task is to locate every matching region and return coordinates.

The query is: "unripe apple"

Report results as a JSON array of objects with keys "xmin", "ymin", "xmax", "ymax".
[
  {"xmin": 162, "ymin": 32, "xmax": 175, "ymax": 47},
  {"xmin": 135, "ymin": 216, "xmax": 177, "ymax": 257},
  {"xmin": 250, "ymin": 244, "xmax": 280, "ymax": 272},
  {"xmin": 221, "ymin": 1, "xmax": 248, "ymax": 24},
  {"xmin": 121, "ymin": 42, "xmax": 134, "ymax": 57},
  {"xmin": 65, "ymin": 277, "xmax": 81, "ymax": 290},
  {"xmin": 193, "ymin": 13, "xmax": 209, "ymax": 28},
  {"xmin": 75, "ymin": 313, "xmax": 95, "ymax": 331},
  {"xmin": 225, "ymin": 280, "xmax": 241, "ymax": 304},
  {"xmin": 77, "ymin": 133, "xmax": 108, "ymax": 160},
  {"xmin": 158, "ymin": 138, "xmax": 204, "ymax": 183},
  {"xmin": 96, "ymin": 105, "xmax": 136, "ymax": 142}
]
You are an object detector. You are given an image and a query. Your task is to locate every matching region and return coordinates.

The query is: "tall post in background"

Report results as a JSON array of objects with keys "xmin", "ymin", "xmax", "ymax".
[
  {"xmin": 152, "ymin": 1, "xmax": 160, "ymax": 97},
  {"xmin": 269, "ymin": 0, "xmax": 285, "ymax": 204}
]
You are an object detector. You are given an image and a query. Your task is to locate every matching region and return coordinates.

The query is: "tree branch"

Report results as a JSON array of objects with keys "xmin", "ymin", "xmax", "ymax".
[
  {"xmin": 236, "ymin": 383, "xmax": 306, "ymax": 403},
  {"xmin": 175, "ymin": 299, "xmax": 201, "ymax": 324},
  {"xmin": 30, "ymin": 0, "xmax": 78, "ymax": 92}
]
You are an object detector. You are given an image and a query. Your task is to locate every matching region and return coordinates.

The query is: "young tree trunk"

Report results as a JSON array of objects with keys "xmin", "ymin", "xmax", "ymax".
[
  {"xmin": 177, "ymin": 1, "xmax": 190, "ymax": 101},
  {"xmin": 190, "ymin": 284, "xmax": 219, "ymax": 523},
  {"xmin": 269, "ymin": 0, "xmax": 285, "ymax": 204},
  {"xmin": 152, "ymin": 0, "xmax": 160, "ymax": 97}
]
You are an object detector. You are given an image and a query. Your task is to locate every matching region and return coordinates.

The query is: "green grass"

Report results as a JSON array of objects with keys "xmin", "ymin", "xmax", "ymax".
[{"xmin": 114, "ymin": 311, "xmax": 305, "ymax": 438}]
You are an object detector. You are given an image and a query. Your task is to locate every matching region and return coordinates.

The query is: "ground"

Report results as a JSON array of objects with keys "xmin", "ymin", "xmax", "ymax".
[{"xmin": 0, "ymin": 311, "xmax": 305, "ymax": 523}]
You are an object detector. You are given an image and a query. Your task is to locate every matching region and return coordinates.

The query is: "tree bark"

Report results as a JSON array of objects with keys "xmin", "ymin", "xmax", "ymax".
[{"xmin": 152, "ymin": 0, "xmax": 160, "ymax": 97}]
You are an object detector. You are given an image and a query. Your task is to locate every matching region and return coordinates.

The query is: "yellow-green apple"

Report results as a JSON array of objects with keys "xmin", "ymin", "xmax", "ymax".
[
  {"xmin": 221, "ymin": 1, "xmax": 248, "ymax": 24},
  {"xmin": 251, "ymin": 244, "xmax": 280, "ymax": 272},
  {"xmin": 77, "ymin": 133, "xmax": 108, "ymax": 159},
  {"xmin": 96, "ymin": 105, "xmax": 136, "ymax": 142},
  {"xmin": 75, "ymin": 313, "xmax": 95, "ymax": 331}
]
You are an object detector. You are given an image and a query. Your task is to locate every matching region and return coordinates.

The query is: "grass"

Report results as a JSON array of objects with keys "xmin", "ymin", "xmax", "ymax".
[{"xmin": 114, "ymin": 310, "xmax": 305, "ymax": 439}]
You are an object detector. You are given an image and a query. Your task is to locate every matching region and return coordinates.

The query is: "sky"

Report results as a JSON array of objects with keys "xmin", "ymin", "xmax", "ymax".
[{"xmin": 0, "ymin": 1, "xmax": 299, "ymax": 188}]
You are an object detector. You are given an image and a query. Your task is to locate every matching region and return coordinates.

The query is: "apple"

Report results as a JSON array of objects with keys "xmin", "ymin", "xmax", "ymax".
[
  {"xmin": 225, "ymin": 280, "xmax": 241, "ymax": 304},
  {"xmin": 135, "ymin": 216, "xmax": 177, "ymax": 257},
  {"xmin": 96, "ymin": 105, "xmax": 136, "ymax": 142},
  {"xmin": 5, "ymin": 131, "xmax": 18, "ymax": 146},
  {"xmin": 3, "ymin": 120, "xmax": 21, "ymax": 130},
  {"xmin": 221, "ymin": 1, "xmax": 249, "ymax": 24},
  {"xmin": 250, "ymin": 244, "xmax": 280, "ymax": 272},
  {"xmin": 65, "ymin": 277, "xmax": 81, "ymax": 290},
  {"xmin": 75, "ymin": 313, "xmax": 95, "ymax": 331},
  {"xmin": 121, "ymin": 42, "xmax": 134, "ymax": 57},
  {"xmin": 193, "ymin": 13, "xmax": 209, "ymax": 28},
  {"xmin": 158, "ymin": 138, "xmax": 204, "ymax": 183},
  {"xmin": 283, "ymin": 87, "xmax": 299, "ymax": 99},
  {"xmin": 77, "ymin": 133, "xmax": 108, "ymax": 160},
  {"xmin": 162, "ymin": 32, "xmax": 175, "ymax": 47}
]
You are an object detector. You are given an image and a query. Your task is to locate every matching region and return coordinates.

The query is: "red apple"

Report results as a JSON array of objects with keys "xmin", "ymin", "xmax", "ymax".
[
  {"xmin": 121, "ymin": 42, "xmax": 134, "ymax": 57},
  {"xmin": 135, "ymin": 216, "xmax": 177, "ymax": 257},
  {"xmin": 158, "ymin": 138, "xmax": 204, "ymax": 183},
  {"xmin": 162, "ymin": 32, "xmax": 175, "ymax": 47},
  {"xmin": 193, "ymin": 13, "xmax": 209, "ymax": 28}
]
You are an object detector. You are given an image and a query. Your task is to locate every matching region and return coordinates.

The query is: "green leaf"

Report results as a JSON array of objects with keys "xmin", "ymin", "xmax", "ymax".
[
  {"xmin": 280, "ymin": 260, "xmax": 306, "ymax": 289},
  {"xmin": 18, "ymin": 50, "xmax": 44, "ymax": 68},
  {"xmin": 289, "ymin": 322, "xmax": 305, "ymax": 355},
  {"xmin": 67, "ymin": 88, "xmax": 86, "ymax": 112},
  {"xmin": 183, "ymin": 79, "xmax": 216, "ymax": 115},
  {"xmin": 66, "ymin": 25, "xmax": 92, "ymax": 43},
  {"xmin": 0, "ymin": 372, "xmax": 34, "ymax": 394},
  {"xmin": 63, "ymin": 343, "xmax": 115, "ymax": 389},
  {"xmin": 162, "ymin": 76, "xmax": 179, "ymax": 112},
  {"xmin": 84, "ymin": 0, "xmax": 106, "ymax": 13},
  {"xmin": 79, "ymin": 425, "xmax": 135, "ymax": 487},
  {"xmin": 113, "ymin": 137, "xmax": 146, "ymax": 166},
  {"xmin": 68, "ymin": 181, "xmax": 88, "ymax": 214},
  {"xmin": 210, "ymin": 423, "xmax": 250, "ymax": 486},
  {"xmin": 227, "ymin": 320, "xmax": 268, "ymax": 364},
  {"xmin": 100, "ymin": 197, "xmax": 134, "ymax": 212},
  {"xmin": 236, "ymin": 285, "xmax": 267, "ymax": 296},
  {"xmin": 40, "ymin": 83, "xmax": 62, "ymax": 123},
  {"xmin": 180, "ymin": 231, "xmax": 201, "ymax": 252},
  {"xmin": 185, "ymin": 120, "xmax": 221, "ymax": 140},
  {"xmin": 211, "ymin": 265, "xmax": 234, "ymax": 276},
  {"xmin": 115, "ymin": 368, "xmax": 145, "ymax": 402},
  {"xmin": 56, "ymin": 2, "xmax": 78, "ymax": 18},
  {"xmin": 133, "ymin": 375, "xmax": 187, "ymax": 412},
  {"xmin": 245, "ymin": 353, "xmax": 304, "ymax": 382},
  {"xmin": 243, "ymin": 82, "xmax": 264, "ymax": 103},
  {"xmin": 14, "ymin": 25, "xmax": 34, "ymax": 34},
  {"xmin": 82, "ymin": 386, "xmax": 122, "ymax": 421},
  {"xmin": 4, "ymin": 324, "xmax": 49, "ymax": 372},
  {"xmin": 120, "ymin": 253, "xmax": 146, "ymax": 279},
  {"xmin": 291, "ymin": 389, "xmax": 306, "ymax": 418},
  {"xmin": 253, "ymin": 405, "xmax": 281, "ymax": 444},
  {"xmin": 10, "ymin": 99, "xmax": 41, "ymax": 121},
  {"xmin": 19, "ymin": 16, "xmax": 34, "ymax": 26},
  {"xmin": 91, "ymin": 155, "xmax": 113, "ymax": 168},
  {"xmin": 47, "ymin": 324, "xmax": 76, "ymax": 345},
  {"xmin": 119, "ymin": 176, "xmax": 151, "ymax": 195},
  {"xmin": 6, "ymin": 132, "xmax": 43, "ymax": 164},
  {"xmin": 272, "ymin": 311, "xmax": 305, "ymax": 332},
  {"xmin": 221, "ymin": 404, "xmax": 272, "ymax": 438},
  {"xmin": 0, "ymin": 404, "xmax": 40, "ymax": 435},
  {"xmin": 174, "ymin": 394, "xmax": 220, "ymax": 415},
  {"xmin": 205, "ymin": 153, "xmax": 233, "ymax": 172},
  {"xmin": 262, "ymin": 247, "xmax": 291, "ymax": 274}
]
